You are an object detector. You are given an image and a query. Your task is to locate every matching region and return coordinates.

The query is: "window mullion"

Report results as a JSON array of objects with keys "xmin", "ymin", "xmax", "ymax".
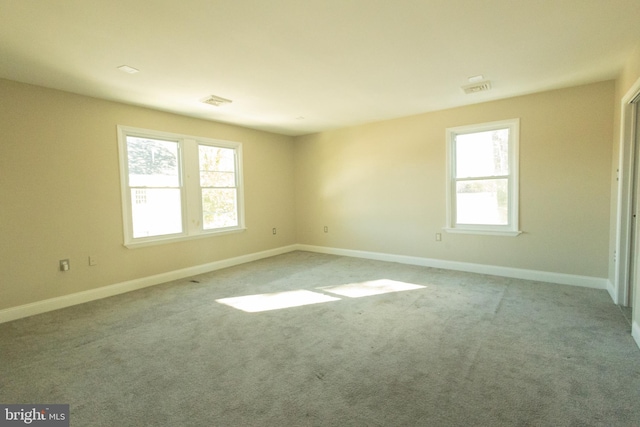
[{"xmin": 182, "ymin": 139, "xmax": 201, "ymax": 234}]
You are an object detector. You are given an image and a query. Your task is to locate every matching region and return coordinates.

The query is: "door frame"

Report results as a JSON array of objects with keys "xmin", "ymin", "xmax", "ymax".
[{"xmin": 614, "ymin": 76, "xmax": 640, "ymax": 306}]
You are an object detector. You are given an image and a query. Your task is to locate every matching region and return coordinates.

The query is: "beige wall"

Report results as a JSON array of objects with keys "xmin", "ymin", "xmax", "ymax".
[
  {"xmin": 0, "ymin": 79, "xmax": 296, "ymax": 311},
  {"xmin": 0, "ymin": 77, "xmax": 620, "ymax": 314},
  {"xmin": 295, "ymin": 81, "xmax": 615, "ymax": 278}
]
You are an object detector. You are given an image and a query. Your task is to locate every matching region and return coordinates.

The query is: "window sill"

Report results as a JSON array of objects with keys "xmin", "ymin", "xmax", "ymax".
[
  {"xmin": 443, "ymin": 227, "xmax": 522, "ymax": 237},
  {"xmin": 124, "ymin": 227, "xmax": 247, "ymax": 249}
]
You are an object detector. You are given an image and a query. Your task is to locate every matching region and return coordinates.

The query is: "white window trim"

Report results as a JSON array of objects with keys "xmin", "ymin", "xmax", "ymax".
[
  {"xmin": 117, "ymin": 125, "xmax": 246, "ymax": 248},
  {"xmin": 444, "ymin": 118, "xmax": 521, "ymax": 237}
]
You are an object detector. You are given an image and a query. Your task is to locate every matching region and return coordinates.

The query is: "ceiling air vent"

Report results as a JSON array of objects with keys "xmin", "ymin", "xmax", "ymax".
[
  {"xmin": 461, "ymin": 80, "xmax": 492, "ymax": 94},
  {"xmin": 201, "ymin": 95, "xmax": 233, "ymax": 107}
]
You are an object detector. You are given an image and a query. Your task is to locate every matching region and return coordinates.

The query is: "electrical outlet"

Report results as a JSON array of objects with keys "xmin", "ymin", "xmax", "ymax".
[
  {"xmin": 436, "ymin": 233, "xmax": 442, "ymax": 242},
  {"xmin": 272, "ymin": 228, "xmax": 277, "ymax": 235},
  {"xmin": 324, "ymin": 226, "xmax": 328, "ymax": 233},
  {"xmin": 59, "ymin": 259, "xmax": 70, "ymax": 272},
  {"xmin": 89, "ymin": 256, "xmax": 97, "ymax": 266}
]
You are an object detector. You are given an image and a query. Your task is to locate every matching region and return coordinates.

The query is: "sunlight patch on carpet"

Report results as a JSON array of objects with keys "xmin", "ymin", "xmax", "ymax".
[
  {"xmin": 216, "ymin": 290, "xmax": 341, "ymax": 312},
  {"xmin": 318, "ymin": 279, "xmax": 425, "ymax": 298}
]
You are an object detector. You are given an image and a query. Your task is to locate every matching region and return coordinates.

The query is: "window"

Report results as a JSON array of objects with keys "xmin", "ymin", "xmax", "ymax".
[
  {"xmin": 445, "ymin": 119, "xmax": 520, "ymax": 236},
  {"xmin": 199, "ymin": 145, "xmax": 239, "ymax": 230},
  {"xmin": 117, "ymin": 126, "xmax": 244, "ymax": 247}
]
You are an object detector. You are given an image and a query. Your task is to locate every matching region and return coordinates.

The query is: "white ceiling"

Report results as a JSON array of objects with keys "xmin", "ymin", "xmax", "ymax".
[{"xmin": 1, "ymin": 0, "xmax": 639, "ymax": 136}]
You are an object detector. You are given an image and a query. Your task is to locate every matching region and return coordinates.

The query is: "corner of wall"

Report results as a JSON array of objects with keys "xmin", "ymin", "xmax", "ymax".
[{"xmin": 607, "ymin": 279, "xmax": 618, "ymax": 303}]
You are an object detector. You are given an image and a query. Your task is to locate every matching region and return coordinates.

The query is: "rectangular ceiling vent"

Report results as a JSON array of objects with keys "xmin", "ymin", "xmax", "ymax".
[
  {"xmin": 462, "ymin": 81, "xmax": 492, "ymax": 94},
  {"xmin": 201, "ymin": 95, "xmax": 233, "ymax": 107}
]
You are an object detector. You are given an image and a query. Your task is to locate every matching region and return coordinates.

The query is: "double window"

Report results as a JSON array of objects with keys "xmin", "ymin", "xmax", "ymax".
[
  {"xmin": 117, "ymin": 126, "xmax": 244, "ymax": 247},
  {"xmin": 445, "ymin": 119, "xmax": 520, "ymax": 236}
]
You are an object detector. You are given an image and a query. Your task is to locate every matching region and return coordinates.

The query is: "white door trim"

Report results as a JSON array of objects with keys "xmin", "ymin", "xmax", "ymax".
[{"xmin": 614, "ymin": 76, "xmax": 640, "ymax": 305}]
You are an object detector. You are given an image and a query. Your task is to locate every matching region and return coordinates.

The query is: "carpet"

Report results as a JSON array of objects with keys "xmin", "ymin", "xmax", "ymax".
[{"xmin": 1, "ymin": 251, "xmax": 639, "ymax": 426}]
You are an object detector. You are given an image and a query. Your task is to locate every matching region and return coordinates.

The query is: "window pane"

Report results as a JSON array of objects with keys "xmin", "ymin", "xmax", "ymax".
[
  {"xmin": 202, "ymin": 189, "xmax": 238, "ymax": 229},
  {"xmin": 456, "ymin": 179, "xmax": 508, "ymax": 225},
  {"xmin": 455, "ymin": 129, "xmax": 509, "ymax": 178},
  {"xmin": 127, "ymin": 137, "xmax": 180, "ymax": 187},
  {"xmin": 130, "ymin": 188, "xmax": 183, "ymax": 237},
  {"xmin": 199, "ymin": 145, "xmax": 235, "ymax": 186},
  {"xmin": 200, "ymin": 171, "xmax": 236, "ymax": 187}
]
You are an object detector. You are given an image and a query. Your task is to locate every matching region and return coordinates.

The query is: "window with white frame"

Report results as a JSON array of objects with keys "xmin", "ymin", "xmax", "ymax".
[
  {"xmin": 117, "ymin": 126, "xmax": 245, "ymax": 247},
  {"xmin": 445, "ymin": 119, "xmax": 520, "ymax": 236}
]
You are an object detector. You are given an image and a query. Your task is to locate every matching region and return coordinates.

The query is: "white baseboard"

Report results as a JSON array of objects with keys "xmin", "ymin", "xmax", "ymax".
[
  {"xmin": 295, "ymin": 244, "xmax": 609, "ymax": 289},
  {"xmin": 0, "ymin": 245, "xmax": 298, "ymax": 324},
  {"xmin": 633, "ymin": 322, "xmax": 640, "ymax": 350},
  {"xmin": 0, "ymin": 243, "xmax": 611, "ymax": 324}
]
